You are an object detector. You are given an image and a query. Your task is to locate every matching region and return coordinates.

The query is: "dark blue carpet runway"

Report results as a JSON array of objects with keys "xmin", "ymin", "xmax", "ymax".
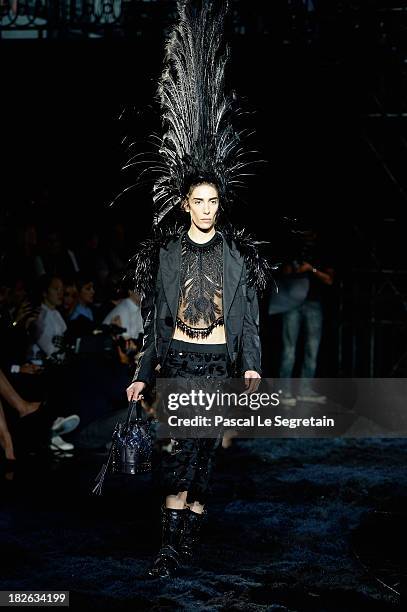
[{"xmin": 1, "ymin": 437, "xmax": 404, "ymax": 610}]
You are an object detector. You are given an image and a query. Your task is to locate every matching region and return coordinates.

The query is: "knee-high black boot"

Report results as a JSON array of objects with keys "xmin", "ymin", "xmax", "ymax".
[
  {"xmin": 178, "ymin": 506, "xmax": 207, "ymax": 565},
  {"xmin": 148, "ymin": 505, "xmax": 185, "ymax": 578}
]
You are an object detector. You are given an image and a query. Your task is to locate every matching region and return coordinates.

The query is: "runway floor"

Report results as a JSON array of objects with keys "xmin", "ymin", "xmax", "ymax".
[{"xmin": 0, "ymin": 437, "xmax": 405, "ymax": 611}]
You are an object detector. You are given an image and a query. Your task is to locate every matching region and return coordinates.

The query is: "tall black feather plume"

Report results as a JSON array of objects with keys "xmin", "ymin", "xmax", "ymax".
[
  {"xmin": 149, "ymin": 0, "xmax": 257, "ymax": 229},
  {"xmin": 121, "ymin": 1, "xmax": 275, "ymax": 296}
]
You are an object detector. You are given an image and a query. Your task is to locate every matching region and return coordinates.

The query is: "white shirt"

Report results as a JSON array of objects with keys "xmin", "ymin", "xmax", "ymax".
[
  {"xmin": 32, "ymin": 303, "xmax": 67, "ymax": 358},
  {"xmin": 103, "ymin": 297, "xmax": 144, "ymax": 340}
]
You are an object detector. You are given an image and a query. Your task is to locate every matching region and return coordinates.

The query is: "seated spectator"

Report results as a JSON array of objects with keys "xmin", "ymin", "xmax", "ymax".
[
  {"xmin": 61, "ymin": 280, "xmax": 78, "ymax": 322},
  {"xmin": 95, "ymin": 272, "xmax": 127, "ymax": 324},
  {"xmin": 102, "ymin": 290, "xmax": 144, "ymax": 342},
  {"xmin": 23, "ymin": 275, "xmax": 80, "ymax": 452},
  {"xmin": 0, "ymin": 367, "xmax": 79, "ymax": 460},
  {"xmin": 105, "ymin": 221, "xmax": 130, "ymax": 273},
  {"xmin": 69, "ymin": 276, "xmax": 95, "ymax": 323},
  {"xmin": 34, "ymin": 228, "xmax": 80, "ymax": 280},
  {"xmin": 77, "ymin": 228, "xmax": 109, "ymax": 295},
  {"xmin": 27, "ymin": 275, "xmax": 67, "ymax": 364},
  {"xmin": 0, "ymin": 275, "xmax": 43, "ymax": 379}
]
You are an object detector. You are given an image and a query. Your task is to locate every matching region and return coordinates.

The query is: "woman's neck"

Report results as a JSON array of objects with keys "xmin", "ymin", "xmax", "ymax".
[{"xmin": 187, "ymin": 225, "xmax": 216, "ymax": 245}]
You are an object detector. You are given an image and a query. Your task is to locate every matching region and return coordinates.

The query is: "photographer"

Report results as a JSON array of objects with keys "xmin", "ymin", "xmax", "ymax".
[
  {"xmin": 278, "ymin": 225, "xmax": 334, "ymax": 405},
  {"xmin": 28, "ymin": 274, "xmax": 67, "ymax": 363},
  {"xmin": 24, "ymin": 274, "xmax": 80, "ymax": 451},
  {"xmin": 102, "ymin": 289, "xmax": 144, "ymax": 363},
  {"xmin": 62, "ymin": 314, "xmax": 134, "ymax": 451}
]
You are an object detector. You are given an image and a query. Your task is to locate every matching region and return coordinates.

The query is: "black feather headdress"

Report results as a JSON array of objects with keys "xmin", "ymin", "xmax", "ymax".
[
  {"xmin": 122, "ymin": 0, "xmax": 276, "ymax": 297},
  {"xmin": 123, "ymin": 0, "xmax": 258, "ymax": 230}
]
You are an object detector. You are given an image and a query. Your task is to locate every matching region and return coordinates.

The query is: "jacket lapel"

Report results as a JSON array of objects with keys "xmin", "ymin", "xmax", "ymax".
[
  {"xmin": 222, "ymin": 233, "xmax": 244, "ymax": 321},
  {"xmin": 159, "ymin": 235, "xmax": 182, "ymax": 324},
  {"xmin": 160, "ymin": 231, "xmax": 244, "ymax": 325}
]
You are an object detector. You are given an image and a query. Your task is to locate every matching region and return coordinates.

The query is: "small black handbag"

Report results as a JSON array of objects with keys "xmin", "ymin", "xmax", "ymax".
[{"xmin": 91, "ymin": 400, "xmax": 153, "ymax": 495}]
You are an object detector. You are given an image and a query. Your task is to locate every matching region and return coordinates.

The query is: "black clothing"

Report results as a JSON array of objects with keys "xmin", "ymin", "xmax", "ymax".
[
  {"xmin": 131, "ymin": 228, "xmax": 261, "ymax": 505},
  {"xmin": 290, "ymin": 238, "xmax": 334, "ymax": 303},
  {"xmin": 176, "ymin": 232, "xmax": 224, "ymax": 339},
  {"xmin": 159, "ymin": 339, "xmax": 231, "ymax": 505},
  {"xmin": 133, "ymin": 229, "xmax": 261, "ymax": 387}
]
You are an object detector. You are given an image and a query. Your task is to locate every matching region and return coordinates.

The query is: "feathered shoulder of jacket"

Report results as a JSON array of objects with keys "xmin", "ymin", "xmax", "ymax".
[
  {"xmin": 123, "ymin": 223, "xmax": 273, "ymax": 299},
  {"xmin": 221, "ymin": 224, "xmax": 273, "ymax": 293}
]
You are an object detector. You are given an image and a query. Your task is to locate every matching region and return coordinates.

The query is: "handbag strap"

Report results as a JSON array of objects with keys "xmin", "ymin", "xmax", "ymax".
[{"xmin": 124, "ymin": 399, "xmax": 143, "ymax": 430}]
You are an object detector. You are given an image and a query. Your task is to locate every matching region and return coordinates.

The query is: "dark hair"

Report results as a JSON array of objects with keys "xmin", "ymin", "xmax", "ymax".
[
  {"xmin": 105, "ymin": 272, "xmax": 128, "ymax": 301},
  {"xmin": 35, "ymin": 274, "xmax": 63, "ymax": 305},
  {"xmin": 75, "ymin": 276, "xmax": 95, "ymax": 293},
  {"xmin": 37, "ymin": 274, "xmax": 63, "ymax": 297},
  {"xmin": 185, "ymin": 181, "xmax": 219, "ymax": 199},
  {"xmin": 62, "ymin": 277, "xmax": 78, "ymax": 290}
]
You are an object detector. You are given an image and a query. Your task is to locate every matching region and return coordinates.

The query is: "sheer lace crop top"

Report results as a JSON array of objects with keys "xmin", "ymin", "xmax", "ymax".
[{"xmin": 175, "ymin": 231, "xmax": 224, "ymax": 339}]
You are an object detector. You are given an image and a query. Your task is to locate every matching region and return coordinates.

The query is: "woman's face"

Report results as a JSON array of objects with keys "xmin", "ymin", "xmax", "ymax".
[
  {"xmin": 79, "ymin": 282, "xmax": 95, "ymax": 305},
  {"xmin": 63, "ymin": 285, "xmax": 78, "ymax": 310},
  {"xmin": 44, "ymin": 278, "xmax": 64, "ymax": 308},
  {"xmin": 183, "ymin": 183, "xmax": 219, "ymax": 231}
]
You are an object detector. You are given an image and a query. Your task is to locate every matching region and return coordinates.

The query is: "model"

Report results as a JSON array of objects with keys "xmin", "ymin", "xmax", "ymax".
[{"xmin": 125, "ymin": 0, "xmax": 271, "ymax": 579}]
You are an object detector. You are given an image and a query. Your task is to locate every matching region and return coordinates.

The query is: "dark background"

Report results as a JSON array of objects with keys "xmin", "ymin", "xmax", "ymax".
[
  {"xmin": 2, "ymin": 0, "xmax": 407, "ymax": 376},
  {"xmin": 0, "ymin": 4, "xmax": 405, "ymax": 609}
]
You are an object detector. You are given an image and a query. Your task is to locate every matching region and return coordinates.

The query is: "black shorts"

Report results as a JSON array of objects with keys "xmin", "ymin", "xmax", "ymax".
[{"xmin": 159, "ymin": 339, "xmax": 231, "ymax": 504}]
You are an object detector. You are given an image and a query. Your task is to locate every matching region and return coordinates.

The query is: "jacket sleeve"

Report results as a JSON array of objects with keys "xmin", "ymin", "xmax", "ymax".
[
  {"xmin": 131, "ymin": 267, "xmax": 162, "ymax": 387},
  {"xmin": 240, "ymin": 264, "xmax": 262, "ymax": 376}
]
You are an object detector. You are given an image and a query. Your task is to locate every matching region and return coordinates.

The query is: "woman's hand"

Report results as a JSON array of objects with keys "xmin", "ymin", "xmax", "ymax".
[
  {"xmin": 13, "ymin": 300, "xmax": 40, "ymax": 330},
  {"xmin": 243, "ymin": 370, "xmax": 261, "ymax": 394},
  {"xmin": 20, "ymin": 363, "xmax": 44, "ymax": 375},
  {"xmin": 126, "ymin": 380, "xmax": 146, "ymax": 402}
]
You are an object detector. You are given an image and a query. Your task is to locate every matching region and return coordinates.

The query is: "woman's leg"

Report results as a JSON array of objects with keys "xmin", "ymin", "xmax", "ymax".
[
  {"xmin": 166, "ymin": 491, "xmax": 188, "ymax": 509},
  {"xmin": 149, "ymin": 344, "xmax": 227, "ymax": 576},
  {"xmin": 0, "ymin": 369, "xmax": 40, "ymax": 417},
  {"xmin": 0, "ymin": 399, "xmax": 16, "ymax": 460},
  {"xmin": 161, "ymin": 436, "xmax": 204, "ymax": 504},
  {"xmin": 148, "ymin": 493, "xmax": 187, "ymax": 578},
  {"xmin": 186, "ymin": 501, "xmax": 204, "ymax": 513}
]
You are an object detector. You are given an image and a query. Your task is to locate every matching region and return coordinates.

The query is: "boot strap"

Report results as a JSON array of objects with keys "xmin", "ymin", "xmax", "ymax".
[{"xmin": 156, "ymin": 544, "xmax": 180, "ymax": 564}]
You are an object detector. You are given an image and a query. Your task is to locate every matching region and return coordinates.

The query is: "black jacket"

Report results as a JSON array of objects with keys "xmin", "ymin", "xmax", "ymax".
[{"xmin": 132, "ymin": 229, "xmax": 264, "ymax": 386}]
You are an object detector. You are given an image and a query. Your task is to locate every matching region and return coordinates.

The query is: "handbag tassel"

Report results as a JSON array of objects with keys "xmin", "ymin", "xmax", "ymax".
[{"xmin": 91, "ymin": 431, "xmax": 116, "ymax": 496}]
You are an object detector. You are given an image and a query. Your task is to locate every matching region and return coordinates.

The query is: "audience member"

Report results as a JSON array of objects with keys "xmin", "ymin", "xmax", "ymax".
[
  {"xmin": 102, "ymin": 290, "xmax": 144, "ymax": 342},
  {"xmin": 76, "ymin": 229, "xmax": 109, "ymax": 293},
  {"xmin": 27, "ymin": 274, "xmax": 67, "ymax": 363},
  {"xmin": 105, "ymin": 222, "xmax": 130, "ymax": 273},
  {"xmin": 34, "ymin": 228, "xmax": 80, "ymax": 280},
  {"xmin": 0, "ymin": 206, "xmax": 149, "ymax": 458},
  {"xmin": 276, "ymin": 225, "xmax": 334, "ymax": 405},
  {"xmin": 69, "ymin": 277, "xmax": 95, "ymax": 323},
  {"xmin": 22, "ymin": 274, "xmax": 80, "ymax": 451},
  {"xmin": 96, "ymin": 272, "xmax": 126, "ymax": 323},
  {"xmin": 61, "ymin": 280, "xmax": 79, "ymax": 322}
]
